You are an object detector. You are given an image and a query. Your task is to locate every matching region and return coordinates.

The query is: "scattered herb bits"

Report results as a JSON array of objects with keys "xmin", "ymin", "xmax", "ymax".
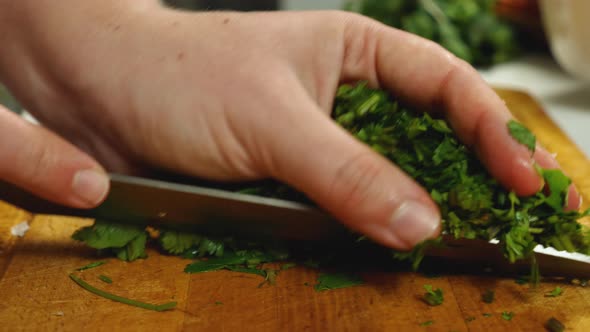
[
  {"xmin": 98, "ymin": 275, "xmax": 113, "ymax": 284},
  {"xmin": 501, "ymin": 311, "xmax": 514, "ymax": 321},
  {"xmin": 545, "ymin": 287, "xmax": 563, "ymax": 298},
  {"xmin": 69, "ymin": 274, "xmax": 176, "ymax": 312},
  {"xmin": 76, "ymin": 261, "xmax": 106, "ymax": 271},
  {"xmin": 419, "ymin": 320, "xmax": 435, "ymax": 327},
  {"xmin": 423, "ymin": 285, "xmax": 444, "ymax": 306},
  {"xmin": 314, "ymin": 273, "xmax": 364, "ymax": 292}
]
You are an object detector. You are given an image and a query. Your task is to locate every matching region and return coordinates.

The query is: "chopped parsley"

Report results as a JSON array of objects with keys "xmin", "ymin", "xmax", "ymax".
[
  {"xmin": 76, "ymin": 261, "xmax": 106, "ymax": 271},
  {"xmin": 69, "ymin": 274, "xmax": 176, "ymax": 312},
  {"xmin": 98, "ymin": 275, "xmax": 113, "ymax": 284},
  {"xmin": 422, "ymin": 285, "xmax": 444, "ymax": 306},
  {"xmin": 501, "ymin": 311, "xmax": 514, "ymax": 321},
  {"xmin": 72, "ymin": 221, "xmax": 147, "ymax": 261},
  {"xmin": 508, "ymin": 120, "xmax": 536, "ymax": 153},
  {"xmin": 314, "ymin": 273, "xmax": 364, "ymax": 291},
  {"xmin": 419, "ymin": 320, "xmax": 435, "ymax": 327},
  {"xmin": 545, "ymin": 287, "xmax": 563, "ymax": 298}
]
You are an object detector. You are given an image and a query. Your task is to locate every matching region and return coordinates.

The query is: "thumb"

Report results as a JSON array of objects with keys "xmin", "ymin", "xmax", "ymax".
[
  {"xmin": 0, "ymin": 106, "xmax": 109, "ymax": 208},
  {"xmin": 267, "ymin": 101, "xmax": 441, "ymax": 250}
]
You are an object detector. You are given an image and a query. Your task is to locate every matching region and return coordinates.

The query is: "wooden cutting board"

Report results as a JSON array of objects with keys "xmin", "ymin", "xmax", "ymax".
[{"xmin": 1, "ymin": 88, "xmax": 589, "ymax": 332}]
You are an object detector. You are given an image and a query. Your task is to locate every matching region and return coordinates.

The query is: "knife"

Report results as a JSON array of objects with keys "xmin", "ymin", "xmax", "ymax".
[
  {"xmin": 0, "ymin": 173, "xmax": 348, "ymax": 241},
  {"xmin": 2, "ymin": 173, "xmax": 590, "ymax": 278}
]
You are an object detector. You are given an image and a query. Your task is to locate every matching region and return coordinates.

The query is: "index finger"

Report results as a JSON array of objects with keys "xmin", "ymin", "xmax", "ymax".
[{"xmin": 339, "ymin": 13, "xmax": 547, "ymax": 197}]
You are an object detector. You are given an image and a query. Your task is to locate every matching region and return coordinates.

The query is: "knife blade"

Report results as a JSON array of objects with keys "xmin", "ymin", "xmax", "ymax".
[{"xmin": 0, "ymin": 173, "xmax": 347, "ymax": 241}]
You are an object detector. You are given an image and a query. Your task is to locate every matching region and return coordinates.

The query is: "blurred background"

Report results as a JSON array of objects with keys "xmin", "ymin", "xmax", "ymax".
[{"xmin": 1, "ymin": 0, "xmax": 589, "ymax": 155}]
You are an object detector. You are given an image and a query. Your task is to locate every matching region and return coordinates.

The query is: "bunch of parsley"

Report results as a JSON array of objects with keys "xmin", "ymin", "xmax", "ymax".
[
  {"xmin": 72, "ymin": 82, "xmax": 590, "ymax": 282},
  {"xmin": 344, "ymin": 0, "xmax": 521, "ymax": 66}
]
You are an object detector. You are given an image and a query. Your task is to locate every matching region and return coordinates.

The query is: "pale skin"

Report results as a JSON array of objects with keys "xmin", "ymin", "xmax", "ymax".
[{"xmin": 0, "ymin": 0, "xmax": 580, "ymax": 250}]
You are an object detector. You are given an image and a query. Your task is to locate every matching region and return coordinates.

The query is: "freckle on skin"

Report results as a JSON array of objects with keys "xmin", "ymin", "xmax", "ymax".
[
  {"xmin": 223, "ymin": 18, "xmax": 230, "ymax": 24},
  {"xmin": 172, "ymin": 21, "xmax": 179, "ymax": 27},
  {"xmin": 114, "ymin": 25, "xmax": 120, "ymax": 31},
  {"xmin": 177, "ymin": 52, "xmax": 185, "ymax": 61}
]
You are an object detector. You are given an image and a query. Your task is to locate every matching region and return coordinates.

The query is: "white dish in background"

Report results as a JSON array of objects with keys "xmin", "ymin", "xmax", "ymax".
[{"xmin": 540, "ymin": 0, "xmax": 590, "ymax": 80}]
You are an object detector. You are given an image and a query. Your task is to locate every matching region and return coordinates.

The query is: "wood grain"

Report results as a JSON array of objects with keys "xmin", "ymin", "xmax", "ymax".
[{"xmin": 0, "ymin": 89, "xmax": 589, "ymax": 332}]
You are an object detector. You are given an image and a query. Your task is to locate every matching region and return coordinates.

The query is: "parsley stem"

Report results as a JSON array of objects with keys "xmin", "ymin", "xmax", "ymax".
[
  {"xmin": 75, "ymin": 261, "xmax": 106, "ymax": 271},
  {"xmin": 69, "ymin": 274, "xmax": 177, "ymax": 312}
]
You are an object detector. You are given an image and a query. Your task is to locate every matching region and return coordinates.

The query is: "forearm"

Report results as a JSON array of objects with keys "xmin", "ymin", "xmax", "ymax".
[{"xmin": 0, "ymin": 1, "xmax": 158, "ymax": 79}]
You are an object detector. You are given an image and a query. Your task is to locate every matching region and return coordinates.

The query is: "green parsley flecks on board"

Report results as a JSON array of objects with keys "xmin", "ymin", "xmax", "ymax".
[
  {"xmin": 76, "ymin": 261, "xmax": 106, "ymax": 271},
  {"xmin": 69, "ymin": 274, "xmax": 176, "ymax": 312},
  {"xmin": 501, "ymin": 311, "xmax": 514, "ymax": 321},
  {"xmin": 423, "ymin": 285, "xmax": 444, "ymax": 306},
  {"xmin": 98, "ymin": 275, "xmax": 113, "ymax": 284},
  {"xmin": 314, "ymin": 273, "xmax": 364, "ymax": 292},
  {"xmin": 545, "ymin": 287, "xmax": 563, "ymax": 297}
]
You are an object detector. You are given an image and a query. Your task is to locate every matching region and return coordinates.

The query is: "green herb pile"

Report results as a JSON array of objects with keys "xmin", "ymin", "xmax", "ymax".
[
  {"xmin": 72, "ymin": 82, "xmax": 590, "ymax": 285},
  {"xmin": 344, "ymin": 0, "xmax": 521, "ymax": 66}
]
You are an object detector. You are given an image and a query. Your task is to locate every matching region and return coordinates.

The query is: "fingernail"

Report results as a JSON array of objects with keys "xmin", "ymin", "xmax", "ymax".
[
  {"xmin": 389, "ymin": 201, "xmax": 440, "ymax": 247},
  {"xmin": 72, "ymin": 169, "xmax": 110, "ymax": 206}
]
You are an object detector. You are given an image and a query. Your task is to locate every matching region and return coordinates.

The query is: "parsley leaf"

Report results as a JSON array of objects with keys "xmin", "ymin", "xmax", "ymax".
[
  {"xmin": 423, "ymin": 284, "xmax": 444, "ymax": 306},
  {"xmin": 72, "ymin": 220, "xmax": 147, "ymax": 262},
  {"xmin": 540, "ymin": 169, "xmax": 571, "ymax": 212},
  {"xmin": 76, "ymin": 261, "xmax": 106, "ymax": 271},
  {"xmin": 419, "ymin": 320, "xmax": 435, "ymax": 326},
  {"xmin": 98, "ymin": 275, "xmax": 113, "ymax": 284},
  {"xmin": 184, "ymin": 250, "xmax": 276, "ymax": 274},
  {"xmin": 314, "ymin": 273, "xmax": 364, "ymax": 291},
  {"xmin": 545, "ymin": 287, "xmax": 563, "ymax": 297},
  {"xmin": 508, "ymin": 120, "xmax": 536, "ymax": 153},
  {"xmin": 501, "ymin": 311, "xmax": 514, "ymax": 321},
  {"xmin": 159, "ymin": 230, "xmax": 225, "ymax": 257}
]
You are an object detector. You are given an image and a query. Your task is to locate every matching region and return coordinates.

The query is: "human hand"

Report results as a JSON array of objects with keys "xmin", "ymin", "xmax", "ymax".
[{"xmin": 0, "ymin": 2, "xmax": 579, "ymax": 249}]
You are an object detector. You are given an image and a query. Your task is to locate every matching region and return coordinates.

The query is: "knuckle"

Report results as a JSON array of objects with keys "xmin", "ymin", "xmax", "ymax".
[
  {"xmin": 329, "ymin": 151, "xmax": 389, "ymax": 209},
  {"xmin": 22, "ymin": 141, "xmax": 56, "ymax": 184}
]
